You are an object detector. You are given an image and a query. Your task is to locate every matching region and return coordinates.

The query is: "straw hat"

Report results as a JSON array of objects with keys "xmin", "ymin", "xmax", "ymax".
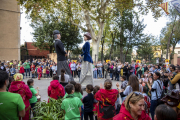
[{"xmin": 14, "ymin": 73, "xmax": 23, "ymax": 81}]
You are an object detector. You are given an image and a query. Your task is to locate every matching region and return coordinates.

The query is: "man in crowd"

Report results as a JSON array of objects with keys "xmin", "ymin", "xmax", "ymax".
[
  {"xmin": 104, "ymin": 62, "xmax": 108, "ymax": 78},
  {"xmin": 0, "ymin": 71, "xmax": 25, "ymax": 119},
  {"xmin": 169, "ymin": 66, "xmax": 180, "ymax": 89}
]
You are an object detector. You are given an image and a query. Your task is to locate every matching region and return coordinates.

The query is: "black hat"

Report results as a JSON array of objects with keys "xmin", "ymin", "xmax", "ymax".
[{"xmin": 53, "ymin": 30, "xmax": 60, "ymax": 35}]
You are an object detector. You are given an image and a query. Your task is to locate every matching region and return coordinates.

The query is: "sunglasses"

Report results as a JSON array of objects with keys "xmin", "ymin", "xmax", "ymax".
[{"xmin": 127, "ymin": 92, "xmax": 143, "ymax": 104}]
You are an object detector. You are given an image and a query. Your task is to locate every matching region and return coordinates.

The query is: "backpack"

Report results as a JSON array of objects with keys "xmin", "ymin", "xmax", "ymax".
[{"xmin": 155, "ymin": 80, "xmax": 165, "ymax": 106}]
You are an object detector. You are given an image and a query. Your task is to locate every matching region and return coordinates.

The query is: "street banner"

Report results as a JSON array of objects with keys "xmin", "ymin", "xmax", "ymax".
[
  {"xmin": 136, "ymin": 60, "xmax": 141, "ymax": 64},
  {"xmin": 72, "ymin": 60, "xmax": 77, "ymax": 63},
  {"xmin": 171, "ymin": 0, "xmax": 180, "ymax": 13},
  {"xmin": 159, "ymin": 2, "xmax": 170, "ymax": 15},
  {"xmin": 165, "ymin": 59, "xmax": 169, "ymax": 65},
  {"xmin": 106, "ymin": 60, "xmax": 111, "ymax": 63}
]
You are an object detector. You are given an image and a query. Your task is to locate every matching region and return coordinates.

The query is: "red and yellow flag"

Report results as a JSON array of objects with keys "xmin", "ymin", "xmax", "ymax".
[{"xmin": 159, "ymin": 2, "xmax": 169, "ymax": 15}]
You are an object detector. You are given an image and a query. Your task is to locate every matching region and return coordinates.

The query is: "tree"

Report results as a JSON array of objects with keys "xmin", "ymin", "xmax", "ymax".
[
  {"xmin": 112, "ymin": 9, "xmax": 146, "ymax": 62},
  {"xmin": 136, "ymin": 35, "xmax": 154, "ymax": 61},
  {"xmin": 31, "ymin": 14, "xmax": 83, "ymax": 53},
  {"xmin": 18, "ymin": 0, "xmax": 163, "ymax": 62}
]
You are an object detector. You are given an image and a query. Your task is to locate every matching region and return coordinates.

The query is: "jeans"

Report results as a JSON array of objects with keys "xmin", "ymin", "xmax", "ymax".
[
  {"xmin": 78, "ymin": 70, "xmax": 81, "ymax": 78},
  {"xmin": 116, "ymin": 73, "xmax": 119, "ymax": 81},
  {"xmin": 25, "ymin": 68, "xmax": 30, "ymax": 76},
  {"xmin": 22, "ymin": 73, "xmax": 24, "ymax": 79},
  {"xmin": 104, "ymin": 70, "xmax": 108, "ymax": 78},
  {"xmin": 98, "ymin": 69, "xmax": 102, "ymax": 78},
  {"xmin": 94, "ymin": 71, "xmax": 97, "ymax": 78},
  {"xmin": 32, "ymin": 73, "xmax": 35, "ymax": 78},
  {"xmin": 30, "ymin": 102, "xmax": 36, "ymax": 117},
  {"xmin": 84, "ymin": 111, "xmax": 94, "ymax": 120},
  {"xmin": 81, "ymin": 105, "xmax": 84, "ymax": 120},
  {"xmin": 110, "ymin": 73, "xmax": 113, "ymax": 79},
  {"xmin": 47, "ymin": 74, "xmax": 49, "ymax": 77},
  {"xmin": 150, "ymin": 100, "xmax": 158, "ymax": 120}
]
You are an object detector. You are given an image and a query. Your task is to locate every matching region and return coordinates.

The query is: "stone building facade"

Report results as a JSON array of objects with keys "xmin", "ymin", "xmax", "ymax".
[{"xmin": 0, "ymin": 0, "xmax": 20, "ymax": 61}]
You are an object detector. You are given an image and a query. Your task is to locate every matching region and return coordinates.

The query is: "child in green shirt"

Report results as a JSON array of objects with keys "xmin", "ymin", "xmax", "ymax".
[{"xmin": 61, "ymin": 84, "xmax": 83, "ymax": 120}]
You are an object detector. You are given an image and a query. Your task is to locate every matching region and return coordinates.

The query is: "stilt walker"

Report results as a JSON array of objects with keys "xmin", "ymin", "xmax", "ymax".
[
  {"xmin": 53, "ymin": 30, "xmax": 74, "ymax": 81},
  {"xmin": 80, "ymin": 32, "xmax": 94, "ymax": 87}
]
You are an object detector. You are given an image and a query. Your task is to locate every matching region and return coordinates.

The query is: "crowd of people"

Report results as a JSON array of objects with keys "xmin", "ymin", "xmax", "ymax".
[{"xmin": 1, "ymin": 58, "xmax": 180, "ymax": 120}]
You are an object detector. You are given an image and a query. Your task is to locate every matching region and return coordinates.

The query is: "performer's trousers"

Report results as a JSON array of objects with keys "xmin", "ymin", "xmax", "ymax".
[
  {"xmin": 57, "ymin": 60, "xmax": 74, "ymax": 81},
  {"xmin": 80, "ymin": 61, "xmax": 94, "ymax": 86}
]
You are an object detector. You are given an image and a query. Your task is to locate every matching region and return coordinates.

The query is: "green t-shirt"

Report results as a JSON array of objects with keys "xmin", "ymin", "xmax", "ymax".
[
  {"xmin": 64, "ymin": 92, "xmax": 83, "ymax": 100},
  {"xmin": 61, "ymin": 94, "xmax": 83, "ymax": 120},
  {"xmin": 24, "ymin": 62, "xmax": 30, "ymax": 69},
  {"xmin": 29, "ymin": 86, "xmax": 37, "ymax": 104},
  {"xmin": 0, "ymin": 92, "xmax": 25, "ymax": 120}
]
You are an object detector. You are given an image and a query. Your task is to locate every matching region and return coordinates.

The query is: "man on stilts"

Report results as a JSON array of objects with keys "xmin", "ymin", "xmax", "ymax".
[{"xmin": 53, "ymin": 30, "xmax": 74, "ymax": 81}]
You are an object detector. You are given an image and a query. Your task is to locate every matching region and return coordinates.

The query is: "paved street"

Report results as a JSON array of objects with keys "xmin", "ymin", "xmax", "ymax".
[{"xmin": 23, "ymin": 76, "xmax": 122, "ymax": 102}]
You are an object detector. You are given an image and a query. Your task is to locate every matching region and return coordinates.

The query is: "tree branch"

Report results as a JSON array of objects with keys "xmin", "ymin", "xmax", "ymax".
[
  {"xmin": 75, "ymin": 0, "xmax": 84, "ymax": 9},
  {"xmin": 71, "ymin": 20, "xmax": 87, "ymax": 31}
]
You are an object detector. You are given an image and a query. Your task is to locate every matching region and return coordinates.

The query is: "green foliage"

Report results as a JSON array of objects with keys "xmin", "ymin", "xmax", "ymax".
[
  {"xmin": 136, "ymin": 35, "xmax": 154, "ymax": 61},
  {"xmin": 31, "ymin": 14, "xmax": 83, "ymax": 53},
  {"xmin": 33, "ymin": 97, "xmax": 65, "ymax": 120}
]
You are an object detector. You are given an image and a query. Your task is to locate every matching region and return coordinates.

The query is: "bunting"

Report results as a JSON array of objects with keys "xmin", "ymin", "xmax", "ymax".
[
  {"xmin": 171, "ymin": 0, "xmax": 180, "ymax": 14},
  {"xmin": 159, "ymin": 2, "xmax": 169, "ymax": 15}
]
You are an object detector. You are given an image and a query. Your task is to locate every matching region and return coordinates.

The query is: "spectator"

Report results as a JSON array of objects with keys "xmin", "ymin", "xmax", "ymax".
[
  {"xmin": 0, "ymin": 63, "xmax": 6, "ymax": 71},
  {"xmin": 109, "ymin": 63, "xmax": 114, "ymax": 80},
  {"xmin": 95, "ymin": 79, "xmax": 118, "ymax": 120},
  {"xmin": 8, "ymin": 73, "xmax": 32, "ymax": 120},
  {"xmin": 15, "ymin": 66, "xmax": 19, "ymax": 74},
  {"xmin": 61, "ymin": 84, "xmax": 83, "ymax": 120},
  {"xmin": 24, "ymin": 60, "xmax": 30, "ymax": 78},
  {"xmin": 0, "ymin": 71, "xmax": 25, "ymax": 119},
  {"xmin": 71, "ymin": 62, "xmax": 76, "ymax": 78},
  {"xmin": 117, "ymin": 74, "xmax": 141, "ymax": 98},
  {"xmin": 10, "ymin": 65, "xmax": 16, "ymax": 76},
  {"xmin": 154, "ymin": 104, "xmax": 177, "ymax": 120},
  {"xmin": 27, "ymin": 79, "xmax": 39, "ymax": 117},
  {"xmin": 169, "ymin": 66, "xmax": 180, "ymax": 89},
  {"xmin": 97, "ymin": 61, "xmax": 103, "ymax": 78},
  {"xmin": 46, "ymin": 66, "xmax": 50, "ymax": 78},
  {"xmin": 94, "ymin": 66, "xmax": 98, "ymax": 79},
  {"xmin": 59, "ymin": 69, "xmax": 70, "ymax": 88},
  {"xmin": 31, "ymin": 63, "xmax": 35, "ymax": 78},
  {"xmin": 104, "ymin": 63, "xmax": 108, "ymax": 79},
  {"xmin": 148, "ymin": 72, "xmax": 163, "ymax": 120},
  {"xmin": 19, "ymin": 65, "xmax": 25, "ymax": 79},
  {"xmin": 37, "ymin": 65, "xmax": 42, "ymax": 80},
  {"xmin": 48, "ymin": 75, "xmax": 65, "ymax": 101},
  {"xmin": 113, "ymin": 92, "xmax": 151, "ymax": 120},
  {"xmin": 93, "ymin": 85, "xmax": 100, "ymax": 120},
  {"xmin": 83, "ymin": 84, "xmax": 94, "ymax": 120},
  {"xmin": 77, "ymin": 62, "xmax": 81, "ymax": 78}
]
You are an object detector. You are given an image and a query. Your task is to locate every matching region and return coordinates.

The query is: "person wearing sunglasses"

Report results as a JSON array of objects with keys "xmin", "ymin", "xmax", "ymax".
[{"xmin": 113, "ymin": 92, "xmax": 151, "ymax": 120}]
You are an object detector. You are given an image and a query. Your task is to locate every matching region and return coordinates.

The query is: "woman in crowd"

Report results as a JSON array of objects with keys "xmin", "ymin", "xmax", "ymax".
[
  {"xmin": 48, "ymin": 75, "xmax": 65, "ymax": 101},
  {"xmin": 37, "ymin": 65, "xmax": 42, "ymax": 80},
  {"xmin": 8, "ymin": 73, "xmax": 32, "ymax": 120},
  {"xmin": 117, "ymin": 74, "xmax": 141, "ymax": 99},
  {"xmin": 113, "ymin": 92, "xmax": 151, "ymax": 120},
  {"xmin": 59, "ymin": 69, "xmax": 70, "ymax": 88},
  {"xmin": 147, "ymin": 72, "xmax": 163, "ymax": 120},
  {"xmin": 95, "ymin": 79, "xmax": 118, "ymax": 120}
]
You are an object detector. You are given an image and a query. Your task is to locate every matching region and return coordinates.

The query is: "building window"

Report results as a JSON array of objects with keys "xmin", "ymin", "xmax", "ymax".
[{"xmin": 178, "ymin": 51, "xmax": 180, "ymax": 54}]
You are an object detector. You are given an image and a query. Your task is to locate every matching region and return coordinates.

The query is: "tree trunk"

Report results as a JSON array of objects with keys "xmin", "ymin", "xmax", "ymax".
[
  {"xmin": 120, "ymin": 46, "xmax": 124, "ymax": 63},
  {"xmin": 101, "ymin": 37, "xmax": 104, "ymax": 63},
  {"xmin": 109, "ymin": 33, "xmax": 115, "ymax": 60},
  {"xmin": 166, "ymin": 15, "xmax": 177, "ymax": 59},
  {"xmin": 92, "ymin": 39, "xmax": 100, "ymax": 63}
]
